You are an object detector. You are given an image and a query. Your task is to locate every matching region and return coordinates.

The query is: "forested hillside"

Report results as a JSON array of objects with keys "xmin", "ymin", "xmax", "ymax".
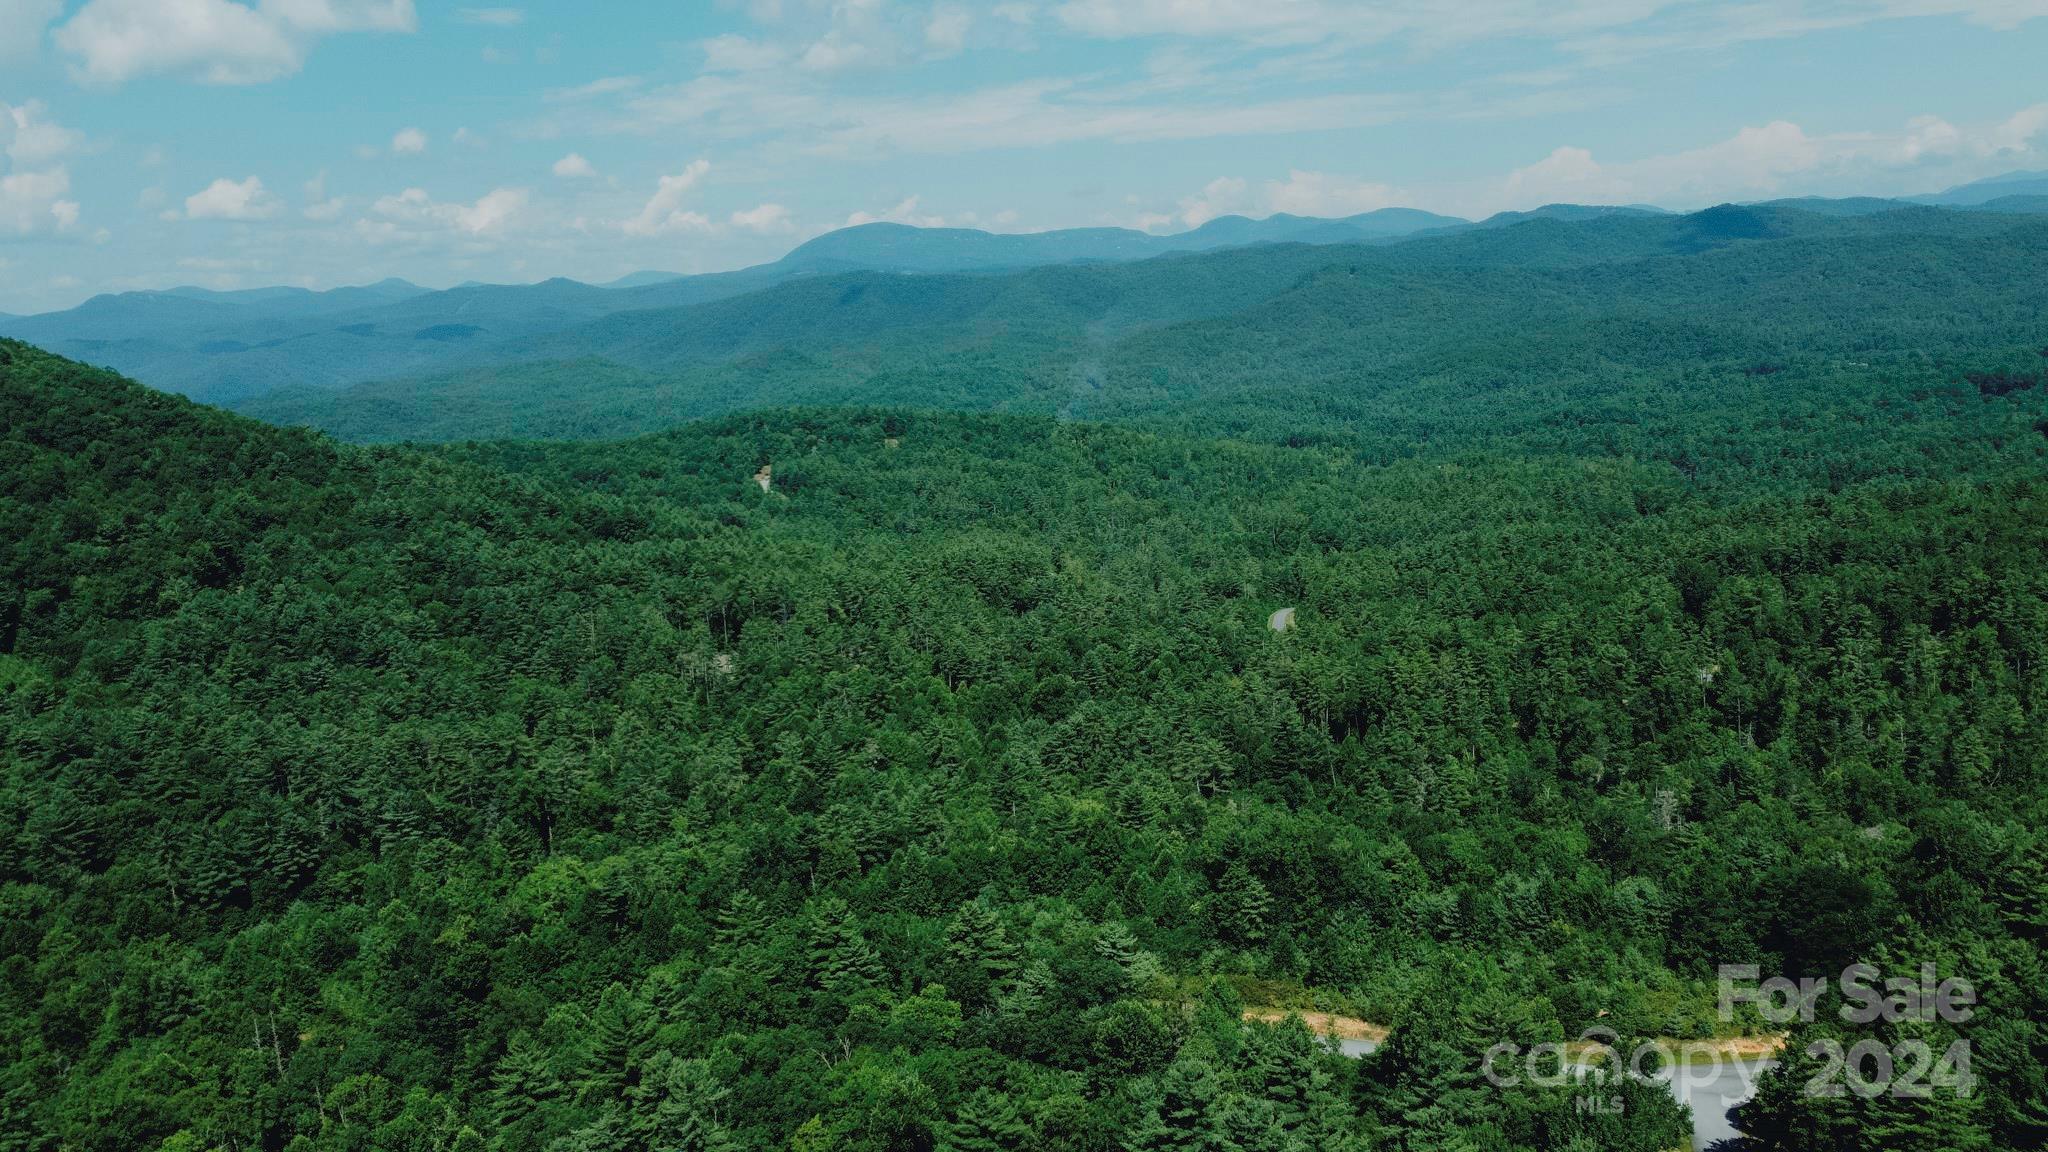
[
  {"xmin": 6, "ymin": 304, "xmax": 2047, "ymax": 1152},
  {"xmin": 240, "ymin": 204, "xmax": 2048, "ymax": 451}
]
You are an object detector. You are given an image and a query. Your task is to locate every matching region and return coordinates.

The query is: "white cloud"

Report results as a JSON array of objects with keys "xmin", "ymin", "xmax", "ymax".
[
  {"xmin": 0, "ymin": 168, "xmax": 79, "ymax": 234},
  {"xmin": 623, "ymin": 159, "xmax": 714, "ymax": 236},
  {"xmin": 544, "ymin": 75, "xmax": 643, "ymax": 102},
  {"xmin": 847, "ymin": 195, "xmax": 946, "ymax": 228},
  {"xmin": 1893, "ymin": 115, "xmax": 1964, "ymax": 164},
  {"xmin": 699, "ymin": 34, "xmax": 787, "ymax": 72},
  {"xmin": 0, "ymin": 0, "xmax": 63, "ymax": 59},
  {"xmin": 926, "ymin": 4, "xmax": 972, "ymax": 54},
  {"xmin": 1994, "ymin": 103, "xmax": 2048, "ymax": 152},
  {"xmin": 1175, "ymin": 176, "xmax": 1249, "ymax": 227},
  {"xmin": 391, "ymin": 127, "xmax": 427, "ymax": 154},
  {"xmin": 716, "ymin": 0, "xmax": 919, "ymax": 74},
  {"xmin": 1563, "ymin": 2, "xmax": 2048, "ymax": 65},
  {"xmin": 1263, "ymin": 169, "xmax": 1401, "ymax": 217},
  {"xmin": 54, "ymin": 0, "xmax": 418, "ymax": 86},
  {"xmin": 1502, "ymin": 122, "xmax": 1822, "ymax": 207},
  {"xmin": 456, "ymin": 6, "xmax": 522, "ymax": 24},
  {"xmin": 368, "ymin": 185, "xmax": 529, "ymax": 238},
  {"xmin": 183, "ymin": 175, "xmax": 283, "ymax": 220},
  {"xmin": 302, "ymin": 171, "xmax": 344, "ymax": 219},
  {"xmin": 730, "ymin": 202, "xmax": 795, "ymax": 234},
  {"xmin": 1055, "ymin": 0, "xmax": 1350, "ymax": 41},
  {"xmin": 799, "ymin": 31, "xmax": 874, "ymax": 71},
  {"xmin": 1489, "ymin": 106, "xmax": 2048, "ymax": 212},
  {"xmin": 1055, "ymin": 1, "xmax": 2048, "ymax": 50},
  {"xmin": 623, "ymin": 71, "xmax": 1412, "ymax": 158},
  {"xmin": 552, "ymin": 152, "xmax": 597, "ymax": 179},
  {"xmin": 2, "ymin": 102, "xmax": 83, "ymax": 166}
]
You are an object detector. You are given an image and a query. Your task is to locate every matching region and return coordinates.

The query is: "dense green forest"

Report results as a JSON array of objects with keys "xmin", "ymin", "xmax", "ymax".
[{"xmin": 6, "ymin": 203, "xmax": 2048, "ymax": 1152}]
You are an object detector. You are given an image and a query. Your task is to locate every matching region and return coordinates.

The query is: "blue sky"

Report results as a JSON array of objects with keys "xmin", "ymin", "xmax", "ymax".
[{"xmin": 2, "ymin": 0, "xmax": 2046, "ymax": 313}]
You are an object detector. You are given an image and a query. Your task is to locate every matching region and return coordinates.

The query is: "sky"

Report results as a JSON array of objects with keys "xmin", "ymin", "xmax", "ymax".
[{"xmin": 2, "ymin": 1, "xmax": 2047, "ymax": 314}]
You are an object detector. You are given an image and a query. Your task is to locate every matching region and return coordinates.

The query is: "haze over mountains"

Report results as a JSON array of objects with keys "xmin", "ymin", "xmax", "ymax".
[{"xmin": 2, "ymin": 170, "xmax": 2042, "ymax": 422}]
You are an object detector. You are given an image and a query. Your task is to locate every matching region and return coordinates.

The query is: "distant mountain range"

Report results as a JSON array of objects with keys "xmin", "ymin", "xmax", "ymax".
[
  {"xmin": 4, "ymin": 176, "xmax": 2044, "ymax": 408},
  {"xmin": 0, "ymin": 206, "xmax": 1468, "ymax": 403},
  {"xmin": 1911, "ymin": 169, "xmax": 2048, "ymax": 206},
  {"xmin": 224, "ymin": 199, "xmax": 2048, "ymax": 444}
]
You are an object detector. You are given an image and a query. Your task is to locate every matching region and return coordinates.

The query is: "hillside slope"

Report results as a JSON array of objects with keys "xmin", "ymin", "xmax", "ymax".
[
  {"xmin": 7, "ymin": 335, "xmax": 2047, "ymax": 1150},
  {"xmin": 243, "ymin": 205, "xmax": 2048, "ymax": 450}
]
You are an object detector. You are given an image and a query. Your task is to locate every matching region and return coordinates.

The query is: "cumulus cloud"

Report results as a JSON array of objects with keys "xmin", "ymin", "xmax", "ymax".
[
  {"xmin": 1995, "ymin": 103, "xmax": 2048, "ymax": 152},
  {"xmin": 544, "ymin": 75, "xmax": 643, "ymax": 102},
  {"xmin": 182, "ymin": 175, "xmax": 283, "ymax": 220},
  {"xmin": 1503, "ymin": 122, "xmax": 1831, "ymax": 207},
  {"xmin": 1492, "ymin": 106, "xmax": 2048, "ymax": 211},
  {"xmin": 3, "ymin": 101, "xmax": 83, "ymax": 166},
  {"xmin": 54, "ymin": 0, "xmax": 417, "ymax": 85},
  {"xmin": 366, "ymin": 185, "xmax": 529, "ymax": 240},
  {"xmin": 1055, "ymin": 0, "xmax": 1349, "ymax": 41},
  {"xmin": 1, "ymin": 168, "xmax": 79, "ymax": 234},
  {"xmin": 1129, "ymin": 101, "xmax": 2048, "ymax": 225},
  {"xmin": 1162, "ymin": 169, "xmax": 1405, "ymax": 229},
  {"xmin": 625, "ymin": 71, "xmax": 1410, "ymax": 158},
  {"xmin": 926, "ymin": 4, "xmax": 972, "ymax": 54},
  {"xmin": 1173, "ymin": 176, "xmax": 1249, "ymax": 227},
  {"xmin": 699, "ymin": 34, "xmax": 787, "ymax": 72},
  {"xmin": 0, "ymin": 0, "xmax": 63, "ymax": 59},
  {"xmin": 706, "ymin": 0, "xmax": 940, "ymax": 74},
  {"xmin": 456, "ymin": 6, "xmax": 522, "ymax": 25},
  {"xmin": 730, "ymin": 202, "xmax": 795, "ymax": 234},
  {"xmin": 391, "ymin": 127, "xmax": 427, "ymax": 154},
  {"xmin": 302, "ymin": 171, "xmax": 344, "ymax": 220},
  {"xmin": 1055, "ymin": 1, "xmax": 2048, "ymax": 51},
  {"xmin": 623, "ymin": 160, "xmax": 714, "ymax": 236},
  {"xmin": 552, "ymin": 152, "xmax": 597, "ymax": 179},
  {"xmin": 847, "ymin": 195, "xmax": 946, "ymax": 228},
  {"xmin": 1263, "ymin": 169, "xmax": 1402, "ymax": 216},
  {"xmin": 0, "ymin": 102, "xmax": 82, "ymax": 235}
]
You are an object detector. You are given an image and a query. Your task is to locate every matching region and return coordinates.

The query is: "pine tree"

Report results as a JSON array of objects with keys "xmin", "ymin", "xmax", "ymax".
[
  {"xmin": 1994, "ymin": 836, "xmax": 2048, "ymax": 941},
  {"xmin": 714, "ymin": 889, "xmax": 772, "ymax": 951},
  {"xmin": 712, "ymin": 889, "xmax": 779, "ymax": 978},
  {"xmin": 1093, "ymin": 922, "xmax": 1162, "ymax": 992},
  {"xmin": 576, "ymin": 984, "xmax": 654, "ymax": 1105},
  {"xmin": 488, "ymin": 1032, "xmax": 562, "ymax": 1136},
  {"xmin": 551, "ymin": 1105, "xmax": 634, "ymax": 1152},
  {"xmin": 804, "ymin": 896, "xmax": 884, "ymax": 994},
  {"xmin": 651, "ymin": 1056, "xmax": 744, "ymax": 1152},
  {"xmin": 995, "ymin": 960, "xmax": 1058, "ymax": 1020},
  {"xmin": 943, "ymin": 900, "xmax": 1019, "ymax": 1011},
  {"xmin": 1149, "ymin": 1055, "xmax": 1230, "ymax": 1151},
  {"xmin": 1210, "ymin": 862, "xmax": 1273, "ymax": 947},
  {"xmin": 938, "ymin": 1088, "xmax": 1030, "ymax": 1152}
]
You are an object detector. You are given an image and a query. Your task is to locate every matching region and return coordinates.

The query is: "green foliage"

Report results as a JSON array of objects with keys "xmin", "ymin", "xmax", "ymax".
[{"xmin": 4, "ymin": 197, "xmax": 2048, "ymax": 1152}]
